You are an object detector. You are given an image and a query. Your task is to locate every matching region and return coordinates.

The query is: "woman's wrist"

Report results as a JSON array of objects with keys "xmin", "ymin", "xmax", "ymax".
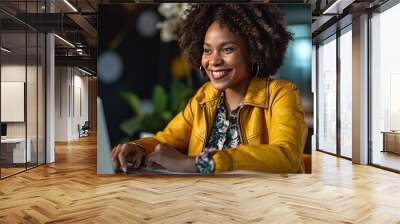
[
  {"xmin": 195, "ymin": 148, "xmax": 217, "ymax": 174},
  {"xmin": 130, "ymin": 142, "xmax": 147, "ymax": 165},
  {"xmin": 184, "ymin": 157, "xmax": 198, "ymax": 173},
  {"xmin": 131, "ymin": 143, "xmax": 147, "ymax": 154}
]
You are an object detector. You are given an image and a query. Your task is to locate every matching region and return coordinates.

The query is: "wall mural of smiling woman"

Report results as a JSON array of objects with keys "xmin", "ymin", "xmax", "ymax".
[{"xmin": 98, "ymin": 3, "xmax": 312, "ymax": 174}]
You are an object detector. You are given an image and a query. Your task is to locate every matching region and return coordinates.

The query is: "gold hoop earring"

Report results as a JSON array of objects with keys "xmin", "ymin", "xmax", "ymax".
[
  {"xmin": 252, "ymin": 63, "xmax": 260, "ymax": 77},
  {"xmin": 199, "ymin": 66, "xmax": 206, "ymax": 76}
]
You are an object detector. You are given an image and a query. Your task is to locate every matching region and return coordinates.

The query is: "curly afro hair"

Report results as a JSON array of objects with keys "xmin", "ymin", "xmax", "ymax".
[{"xmin": 178, "ymin": 4, "xmax": 293, "ymax": 77}]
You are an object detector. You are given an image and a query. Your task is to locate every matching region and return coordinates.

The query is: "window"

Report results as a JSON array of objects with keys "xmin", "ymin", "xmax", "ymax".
[
  {"xmin": 317, "ymin": 35, "xmax": 337, "ymax": 154},
  {"xmin": 370, "ymin": 2, "xmax": 400, "ymax": 171},
  {"xmin": 339, "ymin": 27, "xmax": 352, "ymax": 158}
]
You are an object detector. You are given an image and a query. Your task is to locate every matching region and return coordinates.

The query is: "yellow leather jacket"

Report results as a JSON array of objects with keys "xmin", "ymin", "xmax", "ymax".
[{"xmin": 133, "ymin": 77, "xmax": 308, "ymax": 173}]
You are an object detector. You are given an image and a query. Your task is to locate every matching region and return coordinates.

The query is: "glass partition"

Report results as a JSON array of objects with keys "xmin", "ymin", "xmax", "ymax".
[
  {"xmin": 0, "ymin": 1, "xmax": 46, "ymax": 179},
  {"xmin": 317, "ymin": 35, "xmax": 337, "ymax": 154},
  {"xmin": 37, "ymin": 0, "xmax": 46, "ymax": 166},
  {"xmin": 339, "ymin": 27, "xmax": 352, "ymax": 158},
  {"xmin": 38, "ymin": 32, "xmax": 45, "ymax": 165},
  {"xmin": 1, "ymin": 30, "xmax": 28, "ymax": 177},
  {"xmin": 370, "ymin": 3, "xmax": 400, "ymax": 171},
  {"xmin": 27, "ymin": 30, "xmax": 38, "ymax": 169}
]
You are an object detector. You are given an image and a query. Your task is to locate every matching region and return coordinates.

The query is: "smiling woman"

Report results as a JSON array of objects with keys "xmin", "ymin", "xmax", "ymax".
[
  {"xmin": 111, "ymin": 4, "xmax": 308, "ymax": 174},
  {"xmin": 201, "ymin": 21, "xmax": 252, "ymax": 102}
]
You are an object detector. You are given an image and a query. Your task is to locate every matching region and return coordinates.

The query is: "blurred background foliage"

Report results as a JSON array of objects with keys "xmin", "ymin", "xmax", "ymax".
[{"xmin": 119, "ymin": 79, "xmax": 194, "ymax": 142}]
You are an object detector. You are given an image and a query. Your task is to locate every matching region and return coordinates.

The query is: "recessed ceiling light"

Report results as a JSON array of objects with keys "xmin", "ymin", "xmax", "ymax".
[
  {"xmin": 63, "ymin": 0, "xmax": 78, "ymax": 12},
  {"xmin": 54, "ymin": 34, "xmax": 75, "ymax": 48},
  {"xmin": 1, "ymin": 47, "xmax": 11, "ymax": 53},
  {"xmin": 78, "ymin": 67, "xmax": 93, "ymax": 76},
  {"xmin": 322, "ymin": 0, "xmax": 354, "ymax": 15}
]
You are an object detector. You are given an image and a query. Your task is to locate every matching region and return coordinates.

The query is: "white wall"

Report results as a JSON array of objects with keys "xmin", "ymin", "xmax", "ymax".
[
  {"xmin": 55, "ymin": 67, "xmax": 89, "ymax": 141},
  {"xmin": 74, "ymin": 73, "xmax": 89, "ymax": 137},
  {"xmin": 1, "ymin": 65, "xmax": 26, "ymax": 130},
  {"xmin": 1, "ymin": 65, "xmax": 38, "ymax": 138},
  {"xmin": 55, "ymin": 67, "xmax": 69, "ymax": 141},
  {"xmin": 1, "ymin": 65, "xmax": 26, "ymax": 81},
  {"xmin": 1, "ymin": 64, "xmax": 46, "ymax": 164}
]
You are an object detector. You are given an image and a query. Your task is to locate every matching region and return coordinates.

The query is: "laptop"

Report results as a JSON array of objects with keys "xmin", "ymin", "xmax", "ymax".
[
  {"xmin": 97, "ymin": 97, "xmax": 200, "ymax": 175},
  {"xmin": 97, "ymin": 97, "xmax": 115, "ymax": 174}
]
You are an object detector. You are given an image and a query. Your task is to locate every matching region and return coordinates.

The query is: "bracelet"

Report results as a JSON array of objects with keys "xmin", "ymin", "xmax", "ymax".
[{"xmin": 195, "ymin": 148, "xmax": 218, "ymax": 174}]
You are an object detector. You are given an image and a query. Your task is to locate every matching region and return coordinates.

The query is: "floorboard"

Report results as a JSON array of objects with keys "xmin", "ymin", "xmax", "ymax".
[{"xmin": 1, "ymin": 134, "xmax": 399, "ymax": 223}]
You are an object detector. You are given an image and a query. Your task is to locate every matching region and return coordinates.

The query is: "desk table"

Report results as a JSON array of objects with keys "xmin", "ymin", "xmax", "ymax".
[
  {"xmin": 1, "ymin": 138, "xmax": 32, "ymax": 163},
  {"xmin": 381, "ymin": 131, "xmax": 400, "ymax": 154}
]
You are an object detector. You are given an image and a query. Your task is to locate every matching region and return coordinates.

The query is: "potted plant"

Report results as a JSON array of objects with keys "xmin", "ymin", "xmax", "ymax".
[{"xmin": 119, "ymin": 79, "xmax": 193, "ymax": 142}]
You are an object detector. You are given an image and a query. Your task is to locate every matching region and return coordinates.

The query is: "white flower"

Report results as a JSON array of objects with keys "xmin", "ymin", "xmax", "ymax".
[
  {"xmin": 158, "ymin": 3, "xmax": 182, "ymax": 19},
  {"xmin": 157, "ymin": 3, "xmax": 189, "ymax": 42},
  {"xmin": 158, "ymin": 20, "xmax": 179, "ymax": 42}
]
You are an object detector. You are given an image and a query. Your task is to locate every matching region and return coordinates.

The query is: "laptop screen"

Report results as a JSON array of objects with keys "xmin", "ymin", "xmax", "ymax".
[{"xmin": 97, "ymin": 97, "xmax": 115, "ymax": 174}]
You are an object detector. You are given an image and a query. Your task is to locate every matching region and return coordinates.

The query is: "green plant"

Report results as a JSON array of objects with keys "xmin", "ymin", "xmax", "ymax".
[{"xmin": 120, "ymin": 79, "xmax": 194, "ymax": 139}]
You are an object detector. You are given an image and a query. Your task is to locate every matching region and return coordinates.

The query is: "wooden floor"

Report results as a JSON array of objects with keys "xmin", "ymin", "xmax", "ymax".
[
  {"xmin": 1, "ymin": 163, "xmax": 45, "ymax": 178},
  {"xmin": 1, "ymin": 167, "xmax": 26, "ymax": 178},
  {"xmin": 1, "ymin": 134, "xmax": 400, "ymax": 223},
  {"xmin": 372, "ymin": 151, "xmax": 400, "ymax": 171}
]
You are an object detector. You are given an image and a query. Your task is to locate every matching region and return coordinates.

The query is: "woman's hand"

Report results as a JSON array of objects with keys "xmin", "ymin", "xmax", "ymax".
[
  {"xmin": 111, "ymin": 143, "xmax": 146, "ymax": 173},
  {"xmin": 145, "ymin": 143, "xmax": 197, "ymax": 173}
]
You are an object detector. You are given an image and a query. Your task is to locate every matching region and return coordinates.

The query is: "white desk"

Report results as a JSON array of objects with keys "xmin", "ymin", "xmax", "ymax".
[{"xmin": 1, "ymin": 138, "xmax": 32, "ymax": 163}]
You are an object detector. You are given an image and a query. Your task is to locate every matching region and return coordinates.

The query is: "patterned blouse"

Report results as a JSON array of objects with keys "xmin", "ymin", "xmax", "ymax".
[
  {"xmin": 205, "ymin": 93, "xmax": 242, "ymax": 149},
  {"xmin": 195, "ymin": 93, "xmax": 243, "ymax": 173}
]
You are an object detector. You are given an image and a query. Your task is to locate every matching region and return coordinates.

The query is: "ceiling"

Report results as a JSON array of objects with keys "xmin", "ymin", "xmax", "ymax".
[{"xmin": 0, "ymin": 0, "xmax": 390, "ymax": 74}]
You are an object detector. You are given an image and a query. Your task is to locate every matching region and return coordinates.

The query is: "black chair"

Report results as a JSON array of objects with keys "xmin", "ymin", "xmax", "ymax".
[{"xmin": 79, "ymin": 121, "xmax": 90, "ymax": 138}]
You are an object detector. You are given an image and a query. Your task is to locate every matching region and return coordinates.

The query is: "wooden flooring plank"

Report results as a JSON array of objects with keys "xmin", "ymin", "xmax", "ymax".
[{"xmin": 0, "ymin": 134, "xmax": 399, "ymax": 223}]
